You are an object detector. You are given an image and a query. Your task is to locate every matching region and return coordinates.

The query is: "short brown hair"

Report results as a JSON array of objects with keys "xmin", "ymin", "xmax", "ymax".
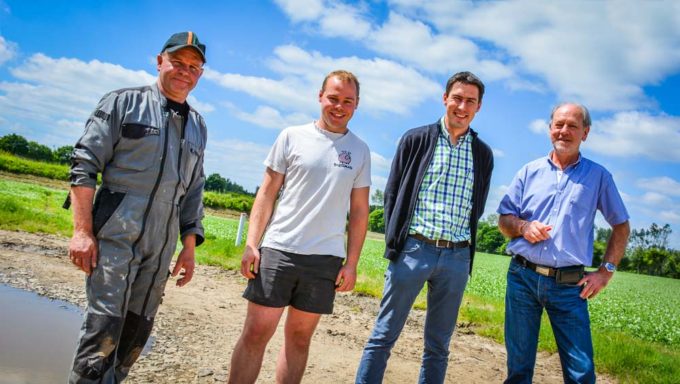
[
  {"xmin": 445, "ymin": 71, "xmax": 484, "ymax": 103},
  {"xmin": 321, "ymin": 70, "xmax": 360, "ymax": 98}
]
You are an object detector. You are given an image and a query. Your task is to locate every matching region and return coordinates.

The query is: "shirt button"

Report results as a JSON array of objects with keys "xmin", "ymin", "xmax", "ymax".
[{"xmin": 544, "ymin": 247, "xmax": 547, "ymax": 250}]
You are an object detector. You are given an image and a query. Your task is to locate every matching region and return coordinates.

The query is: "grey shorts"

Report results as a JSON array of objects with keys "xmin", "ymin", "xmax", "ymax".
[{"xmin": 243, "ymin": 247, "xmax": 344, "ymax": 314}]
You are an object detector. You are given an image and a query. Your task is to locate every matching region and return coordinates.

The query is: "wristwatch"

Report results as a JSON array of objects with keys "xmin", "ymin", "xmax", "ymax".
[{"xmin": 601, "ymin": 262, "xmax": 617, "ymax": 273}]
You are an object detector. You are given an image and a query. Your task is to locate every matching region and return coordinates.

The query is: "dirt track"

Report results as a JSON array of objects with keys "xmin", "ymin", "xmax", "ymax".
[{"xmin": 0, "ymin": 230, "xmax": 616, "ymax": 383}]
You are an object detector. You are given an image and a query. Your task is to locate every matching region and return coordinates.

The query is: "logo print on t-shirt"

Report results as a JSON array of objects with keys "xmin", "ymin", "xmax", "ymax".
[
  {"xmin": 334, "ymin": 150, "xmax": 353, "ymax": 169},
  {"xmin": 339, "ymin": 151, "xmax": 351, "ymax": 164}
]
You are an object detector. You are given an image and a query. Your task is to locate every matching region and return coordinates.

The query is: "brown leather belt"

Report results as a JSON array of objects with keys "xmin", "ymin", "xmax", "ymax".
[
  {"xmin": 513, "ymin": 255, "xmax": 584, "ymax": 277},
  {"xmin": 514, "ymin": 255, "xmax": 557, "ymax": 277},
  {"xmin": 411, "ymin": 234, "xmax": 470, "ymax": 249}
]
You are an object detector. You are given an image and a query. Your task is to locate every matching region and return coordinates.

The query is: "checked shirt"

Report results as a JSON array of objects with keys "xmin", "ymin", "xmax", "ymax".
[{"xmin": 409, "ymin": 117, "xmax": 474, "ymax": 242}]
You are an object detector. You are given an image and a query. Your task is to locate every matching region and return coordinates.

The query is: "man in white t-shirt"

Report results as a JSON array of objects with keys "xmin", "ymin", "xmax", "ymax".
[{"xmin": 228, "ymin": 70, "xmax": 371, "ymax": 384}]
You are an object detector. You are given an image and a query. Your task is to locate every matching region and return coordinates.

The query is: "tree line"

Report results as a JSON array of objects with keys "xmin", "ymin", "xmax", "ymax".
[
  {"xmin": 368, "ymin": 189, "xmax": 679, "ymax": 279},
  {"xmin": 0, "ymin": 133, "xmax": 74, "ymax": 164},
  {"xmin": 1, "ymin": 133, "xmax": 252, "ymax": 196}
]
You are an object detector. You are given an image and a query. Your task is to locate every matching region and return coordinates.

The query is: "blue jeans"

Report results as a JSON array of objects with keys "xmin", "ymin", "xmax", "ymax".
[
  {"xmin": 504, "ymin": 258, "xmax": 595, "ymax": 384},
  {"xmin": 356, "ymin": 236, "xmax": 470, "ymax": 384}
]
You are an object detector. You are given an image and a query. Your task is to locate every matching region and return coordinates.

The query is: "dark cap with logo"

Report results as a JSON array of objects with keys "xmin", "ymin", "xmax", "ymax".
[{"xmin": 161, "ymin": 31, "xmax": 206, "ymax": 63}]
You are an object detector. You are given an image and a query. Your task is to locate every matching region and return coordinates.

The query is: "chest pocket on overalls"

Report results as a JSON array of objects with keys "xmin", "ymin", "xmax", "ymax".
[
  {"xmin": 114, "ymin": 123, "xmax": 161, "ymax": 171},
  {"xmin": 181, "ymin": 140, "xmax": 201, "ymax": 187}
]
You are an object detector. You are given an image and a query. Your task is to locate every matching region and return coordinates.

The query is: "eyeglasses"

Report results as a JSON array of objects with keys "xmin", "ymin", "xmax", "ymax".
[{"xmin": 169, "ymin": 60, "xmax": 203, "ymax": 76}]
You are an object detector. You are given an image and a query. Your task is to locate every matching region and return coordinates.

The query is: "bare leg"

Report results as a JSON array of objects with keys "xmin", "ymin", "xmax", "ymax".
[
  {"xmin": 275, "ymin": 306, "xmax": 322, "ymax": 384},
  {"xmin": 228, "ymin": 302, "xmax": 285, "ymax": 384}
]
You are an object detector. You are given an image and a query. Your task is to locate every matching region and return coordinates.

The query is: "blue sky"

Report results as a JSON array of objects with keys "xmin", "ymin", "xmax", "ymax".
[{"xmin": 1, "ymin": 0, "xmax": 680, "ymax": 248}]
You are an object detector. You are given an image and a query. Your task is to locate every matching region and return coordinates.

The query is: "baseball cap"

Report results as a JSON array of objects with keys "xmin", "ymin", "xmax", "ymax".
[{"xmin": 161, "ymin": 31, "xmax": 206, "ymax": 63}]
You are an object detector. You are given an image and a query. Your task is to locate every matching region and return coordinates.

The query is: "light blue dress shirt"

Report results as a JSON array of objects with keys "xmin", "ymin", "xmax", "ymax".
[{"xmin": 497, "ymin": 154, "xmax": 629, "ymax": 268}]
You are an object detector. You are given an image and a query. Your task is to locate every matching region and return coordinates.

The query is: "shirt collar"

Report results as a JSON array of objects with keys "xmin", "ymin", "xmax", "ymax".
[
  {"xmin": 546, "ymin": 151, "xmax": 583, "ymax": 171},
  {"xmin": 439, "ymin": 116, "xmax": 471, "ymax": 146}
]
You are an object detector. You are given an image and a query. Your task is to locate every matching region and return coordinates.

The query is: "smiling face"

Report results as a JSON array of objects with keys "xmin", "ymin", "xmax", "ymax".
[
  {"xmin": 550, "ymin": 104, "xmax": 590, "ymax": 164},
  {"xmin": 443, "ymin": 82, "xmax": 481, "ymax": 134},
  {"xmin": 156, "ymin": 47, "xmax": 204, "ymax": 103},
  {"xmin": 317, "ymin": 75, "xmax": 359, "ymax": 134}
]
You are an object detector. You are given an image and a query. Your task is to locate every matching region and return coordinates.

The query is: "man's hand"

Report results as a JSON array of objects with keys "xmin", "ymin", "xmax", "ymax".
[
  {"xmin": 172, "ymin": 247, "xmax": 195, "ymax": 287},
  {"xmin": 69, "ymin": 230, "xmax": 98, "ymax": 275},
  {"xmin": 522, "ymin": 220, "xmax": 552, "ymax": 243},
  {"xmin": 335, "ymin": 264, "xmax": 357, "ymax": 292},
  {"xmin": 577, "ymin": 269, "xmax": 613, "ymax": 300},
  {"xmin": 240, "ymin": 245, "xmax": 260, "ymax": 279}
]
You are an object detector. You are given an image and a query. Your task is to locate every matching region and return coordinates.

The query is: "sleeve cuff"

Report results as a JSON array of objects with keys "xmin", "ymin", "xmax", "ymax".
[{"xmin": 180, "ymin": 222, "xmax": 205, "ymax": 247}]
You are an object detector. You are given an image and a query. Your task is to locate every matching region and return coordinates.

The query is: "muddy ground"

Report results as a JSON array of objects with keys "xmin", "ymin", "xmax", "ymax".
[{"xmin": 0, "ymin": 230, "xmax": 615, "ymax": 383}]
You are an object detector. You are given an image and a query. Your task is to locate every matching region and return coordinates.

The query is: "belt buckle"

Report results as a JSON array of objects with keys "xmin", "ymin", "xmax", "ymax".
[
  {"xmin": 435, "ymin": 239, "xmax": 446, "ymax": 248},
  {"xmin": 535, "ymin": 266, "xmax": 551, "ymax": 276}
]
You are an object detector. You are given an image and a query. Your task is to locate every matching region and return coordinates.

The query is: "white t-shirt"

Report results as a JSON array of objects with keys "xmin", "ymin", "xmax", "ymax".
[{"xmin": 260, "ymin": 122, "xmax": 372, "ymax": 258}]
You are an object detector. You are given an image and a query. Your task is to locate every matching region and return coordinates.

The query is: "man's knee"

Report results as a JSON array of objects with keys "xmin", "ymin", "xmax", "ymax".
[
  {"xmin": 284, "ymin": 313, "xmax": 320, "ymax": 351},
  {"xmin": 240, "ymin": 302, "xmax": 285, "ymax": 345},
  {"xmin": 71, "ymin": 313, "xmax": 123, "ymax": 381},
  {"xmin": 116, "ymin": 311, "xmax": 155, "ymax": 374},
  {"xmin": 285, "ymin": 328, "xmax": 315, "ymax": 351}
]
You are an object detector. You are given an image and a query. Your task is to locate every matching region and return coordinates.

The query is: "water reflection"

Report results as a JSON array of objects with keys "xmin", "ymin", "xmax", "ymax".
[
  {"xmin": 0, "ymin": 284, "xmax": 156, "ymax": 383},
  {"xmin": 0, "ymin": 284, "xmax": 83, "ymax": 383}
]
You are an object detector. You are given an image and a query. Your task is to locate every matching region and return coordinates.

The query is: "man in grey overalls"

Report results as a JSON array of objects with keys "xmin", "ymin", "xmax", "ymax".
[{"xmin": 66, "ymin": 31, "xmax": 208, "ymax": 383}]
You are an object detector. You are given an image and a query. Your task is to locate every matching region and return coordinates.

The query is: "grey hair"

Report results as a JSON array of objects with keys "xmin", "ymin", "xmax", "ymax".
[{"xmin": 550, "ymin": 102, "xmax": 591, "ymax": 127}]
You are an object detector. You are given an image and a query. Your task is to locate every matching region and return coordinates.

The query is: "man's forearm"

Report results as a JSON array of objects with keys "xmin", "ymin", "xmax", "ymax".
[
  {"xmin": 498, "ymin": 214, "xmax": 526, "ymax": 238},
  {"xmin": 346, "ymin": 212, "xmax": 368, "ymax": 268},
  {"xmin": 346, "ymin": 187, "xmax": 369, "ymax": 267},
  {"xmin": 245, "ymin": 198, "xmax": 274, "ymax": 248},
  {"xmin": 603, "ymin": 221, "xmax": 630, "ymax": 266},
  {"xmin": 245, "ymin": 169, "xmax": 284, "ymax": 247},
  {"xmin": 181, "ymin": 233, "xmax": 196, "ymax": 250},
  {"xmin": 71, "ymin": 186, "xmax": 96, "ymax": 233}
]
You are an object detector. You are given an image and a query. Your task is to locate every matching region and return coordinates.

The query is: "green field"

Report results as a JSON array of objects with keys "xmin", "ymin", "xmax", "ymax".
[{"xmin": 1, "ymin": 176, "xmax": 679, "ymax": 383}]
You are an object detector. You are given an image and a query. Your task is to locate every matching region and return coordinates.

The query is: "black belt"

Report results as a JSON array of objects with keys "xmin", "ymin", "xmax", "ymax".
[
  {"xmin": 411, "ymin": 234, "xmax": 470, "ymax": 249},
  {"xmin": 513, "ymin": 255, "xmax": 582, "ymax": 277}
]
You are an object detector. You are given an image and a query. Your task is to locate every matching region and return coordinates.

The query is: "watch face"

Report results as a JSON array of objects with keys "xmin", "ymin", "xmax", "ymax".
[{"xmin": 603, "ymin": 262, "xmax": 616, "ymax": 272}]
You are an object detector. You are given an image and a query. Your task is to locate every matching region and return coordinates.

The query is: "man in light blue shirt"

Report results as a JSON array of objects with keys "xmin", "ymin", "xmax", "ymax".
[{"xmin": 497, "ymin": 102, "xmax": 630, "ymax": 384}]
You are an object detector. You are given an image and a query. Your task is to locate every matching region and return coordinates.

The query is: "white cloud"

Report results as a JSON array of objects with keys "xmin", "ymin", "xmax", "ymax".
[
  {"xmin": 223, "ymin": 102, "xmax": 311, "ymax": 129},
  {"xmin": 318, "ymin": 2, "xmax": 372, "ymax": 39},
  {"xmin": 371, "ymin": 175, "xmax": 387, "ymax": 192},
  {"xmin": 275, "ymin": 0, "xmax": 371, "ymax": 39},
  {"xmin": 203, "ymin": 138, "xmax": 273, "ymax": 192},
  {"xmin": 368, "ymin": 12, "xmax": 512, "ymax": 80},
  {"xmin": 397, "ymin": 0, "xmax": 680, "ymax": 111},
  {"xmin": 637, "ymin": 176, "xmax": 680, "ymax": 197},
  {"xmin": 0, "ymin": 54, "xmax": 155, "ymax": 138},
  {"xmin": 12, "ymin": 54, "xmax": 154, "ymax": 100},
  {"xmin": 641, "ymin": 192, "xmax": 673, "ymax": 206},
  {"xmin": 629, "ymin": 197, "xmax": 680, "ymax": 227},
  {"xmin": 529, "ymin": 119, "xmax": 547, "ymax": 134},
  {"xmin": 187, "ymin": 95, "xmax": 215, "ymax": 115},
  {"xmin": 0, "ymin": 36, "xmax": 17, "ymax": 65},
  {"xmin": 370, "ymin": 151, "xmax": 392, "ymax": 174},
  {"xmin": 0, "ymin": 53, "xmax": 214, "ymax": 145},
  {"xmin": 205, "ymin": 44, "xmax": 440, "ymax": 117},
  {"xmin": 203, "ymin": 68, "xmax": 315, "ymax": 114},
  {"xmin": 275, "ymin": 2, "xmax": 512, "ymax": 80},
  {"xmin": 273, "ymin": 0, "xmax": 324, "ymax": 22},
  {"xmin": 368, "ymin": 151, "xmax": 392, "ymax": 192},
  {"xmin": 492, "ymin": 148, "xmax": 505, "ymax": 157},
  {"xmin": 660, "ymin": 210, "xmax": 680, "ymax": 223},
  {"xmin": 587, "ymin": 112, "xmax": 680, "ymax": 162},
  {"xmin": 484, "ymin": 184, "xmax": 508, "ymax": 218}
]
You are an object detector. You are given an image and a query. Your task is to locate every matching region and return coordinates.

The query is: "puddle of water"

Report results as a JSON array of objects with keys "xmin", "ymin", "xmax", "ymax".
[
  {"xmin": 0, "ymin": 284, "xmax": 154, "ymax": 384},
  {"xmin": 0, "ymin": 284, "xmax": 83, "ymax": 383}
]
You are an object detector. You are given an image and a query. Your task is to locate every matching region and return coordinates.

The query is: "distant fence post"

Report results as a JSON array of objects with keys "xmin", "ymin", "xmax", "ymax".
[{"xmin": 235, "ymin": 213, "xmax": 247, "ymax": 246}]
